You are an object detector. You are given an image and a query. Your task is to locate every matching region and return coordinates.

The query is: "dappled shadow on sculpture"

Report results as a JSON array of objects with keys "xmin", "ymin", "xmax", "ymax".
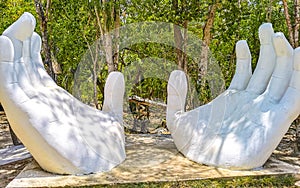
[
  {"xmin": 167, "ymin": 23, "xmax": 300, "ymax": 170},
  {"xmin": 0, "ymin": 12, "xmax": 126, "ymax": 175}
]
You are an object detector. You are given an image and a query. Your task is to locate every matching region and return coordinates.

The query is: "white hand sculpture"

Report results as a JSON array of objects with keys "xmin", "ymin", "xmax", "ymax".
[
  {"xmin": 0, "ymin": 12, "xmax": 126, "ymax": 174},
  {"xmin": 167, "ymin": 23, "xmax": 300, "ymax": 170}
]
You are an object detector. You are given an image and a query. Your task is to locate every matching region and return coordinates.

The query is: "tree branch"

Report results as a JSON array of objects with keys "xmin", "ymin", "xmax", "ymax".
[
  {"xmin": 294, "ymin": 0, "xmax": 300, "ymax": 47},
  {"xmin": 34, "ymin": 0, "xmax": 56, "ymax": 80},
  {"xmin": 283, "ymin": 0, "xmax": 295, "ymax": 47}
]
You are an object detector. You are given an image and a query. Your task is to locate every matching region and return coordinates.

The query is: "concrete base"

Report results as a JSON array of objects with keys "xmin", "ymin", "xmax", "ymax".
[{"xmin": 7, "ymin": 134, "xmax": 300, "ymax": 187}]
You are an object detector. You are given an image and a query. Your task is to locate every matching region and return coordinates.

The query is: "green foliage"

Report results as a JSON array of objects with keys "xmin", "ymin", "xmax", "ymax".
[
  {"xmin": 49, "ymin": 0, "xmax": 93, "ymax": 91},
  {"xmin": 0, "ymin": 0, "xmax": 292, "ymax": 106},
  {"xmin": 0, "ymin": 1, "xmax": 36, "ymax": 34},
  {"xmin": 212, "ymin": 0, "xmax": 287, "ymax": 88}
]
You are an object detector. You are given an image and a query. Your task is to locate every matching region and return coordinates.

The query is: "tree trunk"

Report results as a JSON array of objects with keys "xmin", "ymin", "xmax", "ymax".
[
  {"xmin": 294, "ymin": 0, "xmax": 300, "ymax": 47},
  {"xmin": 173, "ymin": 24, "xmax": 184, "ymax": 70},
  {"xmin": 113, "ymin": 1, "xmax": 120, "ymax": 70},
  {"xmin": 94, "ymin": 3, "xmax": 116, "ymax": 73},
  {"xmin": 92, "ymin": 2, "xmax": 121, "ymax": 107},
  {"xmin": 198, "ymin": 2, "xmax": 219, "ymax": 103},
  {"xmin": 93, "ymin": 45, "xmax": 99, "ymax": 108},
  {"xmin": 295, "ymin": 0, "xmax": 300, "ymax": 153},
  {"xmin": 283, "ymin": 0, "xmax": 295, "ymax": 47},
  {"xmin": 183, "ymin": 20, "xmax": 188, "ymax": 73},
  {"xmin": 266, "ymin": 0, "xmax": 273, "ymax": 22},
  {"xmin": 172, "ymin": 0, "xmax": 187, "ymax": 70},
  {"xmin": 282, "ymin": 0, "xmax": 300, "ymax": 153},
  {"xmin": 104, "ymin": 34, "xmax": 114, "ymax": 73},
  {"xmin": 83, "ymin": 14, "xmax": 99, "ymax": 108},
  {"xmin": 34, "ymin": 0, "xmax": 56, "ymax": 81}
]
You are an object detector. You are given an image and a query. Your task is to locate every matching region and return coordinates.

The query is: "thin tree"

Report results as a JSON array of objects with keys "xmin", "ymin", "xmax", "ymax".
[
  {"xmin": 172, "ymin": 0, "xmax": 188, "ymax": 71},
  {"xmin": 86, "ymin": 0, "xmax": 121, "ymax": 108},
  {"xmin": 93, "ymin": 0, "xmax": 120, "ymax": 73},
  {"xmin": 282, "ymin": 0, "xmax": 300, "ymax": 152},
  {"xmin": 198, "ymin": 2, "xmax": 220, "ymax": 104},
  {"xmin": 199, "ymin": 2, "xmax": 219, "ymax": 85},
  {"xmin": 283, "ymin": 0, "xmax": 300, "ymax": 47},
  {"xmin": 34, "ymin": 0, "xmax": 57, "ymax": 81}
]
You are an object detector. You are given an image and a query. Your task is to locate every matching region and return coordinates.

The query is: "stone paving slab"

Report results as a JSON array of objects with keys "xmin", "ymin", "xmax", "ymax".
[{"xmin": 7, "ymin": 134, "xmax": 300, "ymax": 187}]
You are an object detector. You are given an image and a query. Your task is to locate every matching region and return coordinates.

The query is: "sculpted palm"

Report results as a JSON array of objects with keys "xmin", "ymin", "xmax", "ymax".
[
  {"xmin": 167, "ymin": 23, "xmax": 300, "ymax": 169},
  {"xmin": 0, "ymin": 13, "xmax": 125, "ymax": 174}
]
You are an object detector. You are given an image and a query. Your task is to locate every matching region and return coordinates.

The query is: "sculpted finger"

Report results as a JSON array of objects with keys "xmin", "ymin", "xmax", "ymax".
[
  {"xmin": 246, "ymin": 23, "xmax": 276, "ymax": 94},
  {"xmin": 0, "ymin": 36, "xmax": 29, "ymax": 104},
  {"xmin": 31, "ymin": 32, "xmax": 56, "ymax": 87},
  {"xmin": 278, "ymin": 47, "xmax": 300, "ymax": 120},
  {"xmin": 2, "ymin": 13, "xmax": 38, "ymax": 98},
  {"xmin": 23, "ymin": 37, "xmax": 42, "ymax": 87},
  {"xmin": 102, "ymin": 71, "xmax": 125, "ymax": 123},
  {"xmin": 0, "ymin": 36, "xmax": 15, "ymax": 84},
  {"xmin": 229, "ymin": 40, "xmax": 252, "ymax": 90},
  {"xmin": 269, "ymin": 47, "xmax": 300, "ymax": 142},
  {"xmin": 0, "ymin": 36, "xmax": 14, "ymax": 62},
  {"xmin": 265, "ymin": 32, "xmax": 293, "ymax": 102},
  {"xmin": 166, "ymin": 70, "xmax": 187, "ymax": 133},
  {"xmin": 31, "ymin": 32, "xmax": 43, "ymax": 64},
  {"xmin": 3, "ymin": 12, "xmax": 36, "ymax": 61},
  {"xmin": 3, "ymin": 12, "xmax": 35, "ymax": 41},
  {"xmin": 166, "ymin": 70, "xmax": 195, "ymax": 153}
]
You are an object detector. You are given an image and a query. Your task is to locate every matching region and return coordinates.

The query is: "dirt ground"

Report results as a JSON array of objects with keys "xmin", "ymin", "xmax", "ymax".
[
  {"xmin": 0, "ymin": 109, "xmax": 299, "ymax": 187},
  {"xmin": 0, "ymin": 111, "xmax": 13, "ymax": 149}
]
